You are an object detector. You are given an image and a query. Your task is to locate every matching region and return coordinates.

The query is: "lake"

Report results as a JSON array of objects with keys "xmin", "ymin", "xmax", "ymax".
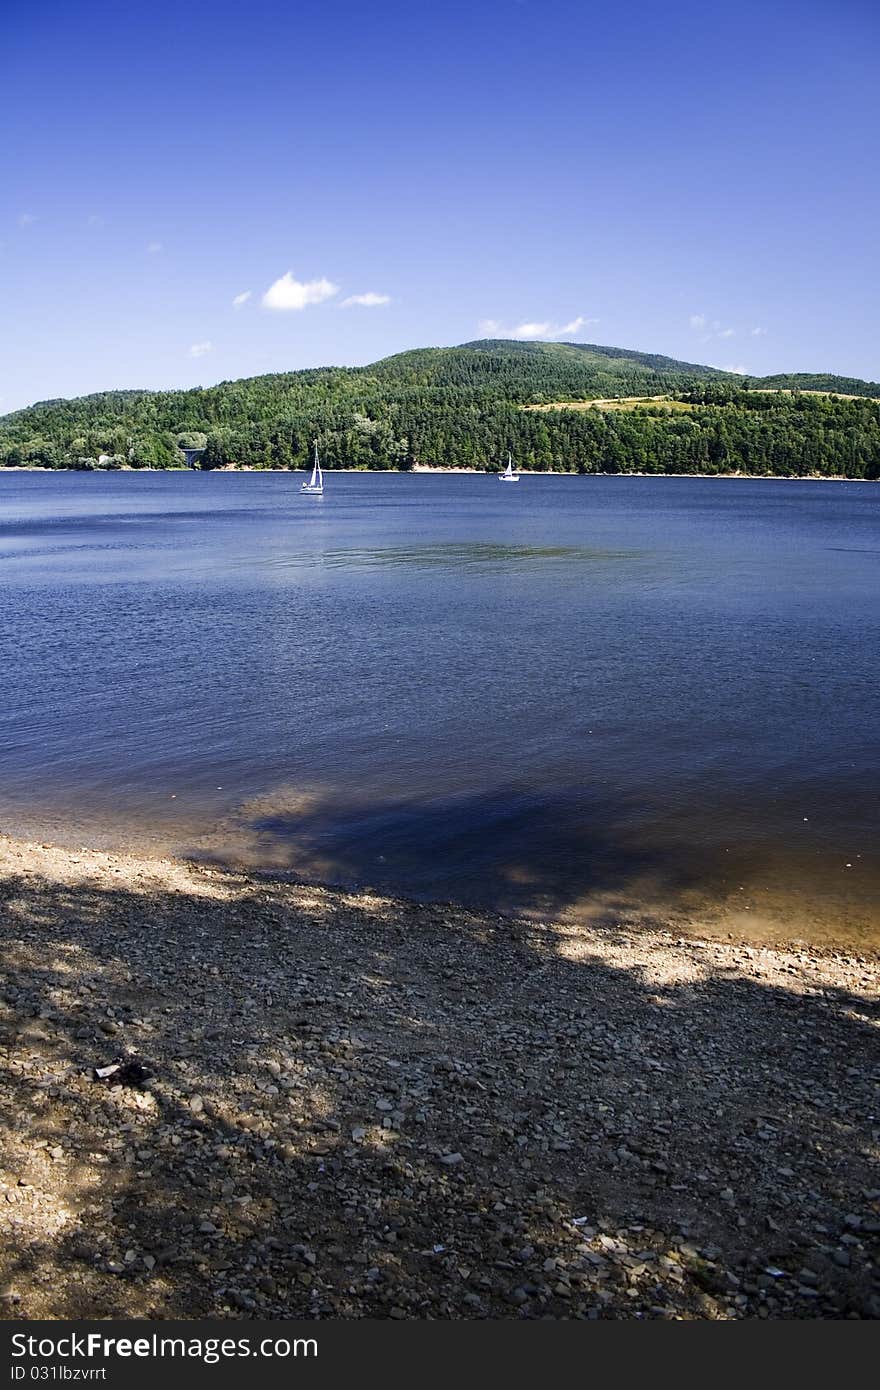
[{"xmin": 1, "ymin": 469, "xmax": 878, "ymax": 947}]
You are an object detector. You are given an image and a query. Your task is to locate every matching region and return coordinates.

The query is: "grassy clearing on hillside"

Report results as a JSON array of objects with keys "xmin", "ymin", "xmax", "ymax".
[
  {"xmin": 744, "ymin": 389, "xmax": 878, "ymax": 401},
  {"xmin": 525, "ymin": 389, "xmax": 880, "ymax": 414},
  {"xmin": 524, "ymin": 397, "xmax": 697, "ymax": 413}
]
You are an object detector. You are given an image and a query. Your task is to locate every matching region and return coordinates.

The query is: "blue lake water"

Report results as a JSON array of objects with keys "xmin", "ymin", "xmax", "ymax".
[{"xmin": 1, "ymin": 469, "xmax": 878, "ymax": 946}]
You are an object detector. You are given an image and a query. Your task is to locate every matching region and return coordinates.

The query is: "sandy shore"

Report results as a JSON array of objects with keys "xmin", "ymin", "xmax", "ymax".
[
  {"xmin": 0, "ymin": 833, "xmax": 877, "ymax": 1320},
  {"xmin": 0, "ymin": 465, "xmax": 869, "ymax": 480}
]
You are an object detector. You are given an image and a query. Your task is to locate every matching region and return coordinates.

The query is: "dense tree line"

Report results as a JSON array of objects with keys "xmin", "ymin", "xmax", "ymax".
[{"xmin": 1, "ymin": 339, "xmax": 878, "ymax": 478}]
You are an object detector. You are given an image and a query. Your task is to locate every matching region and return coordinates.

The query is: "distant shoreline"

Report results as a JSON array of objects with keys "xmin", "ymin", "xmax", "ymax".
[{"xmin": 0, "ymin": 464, "xmax": 870, "ymax": 482}]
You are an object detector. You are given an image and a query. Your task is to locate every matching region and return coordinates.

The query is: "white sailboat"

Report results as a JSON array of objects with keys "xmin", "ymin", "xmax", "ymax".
[
  {"xmin": 302, "ymin": 439, "xmax": 324, "ymax": 494},
  {"xmin": 498, "ymin": 452, "xmax": 520, "ymax": 482}
]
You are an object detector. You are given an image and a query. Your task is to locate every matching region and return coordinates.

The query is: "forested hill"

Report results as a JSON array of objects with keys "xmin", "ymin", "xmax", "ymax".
[{"xmin": 2, "ymin": 338, "xmax": 879, "ymax": 477}]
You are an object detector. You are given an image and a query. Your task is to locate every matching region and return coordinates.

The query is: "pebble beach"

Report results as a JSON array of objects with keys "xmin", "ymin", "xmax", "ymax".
[{"xmin": 0, "ymin": 833, "xmax": 877, "ymax": 1320}]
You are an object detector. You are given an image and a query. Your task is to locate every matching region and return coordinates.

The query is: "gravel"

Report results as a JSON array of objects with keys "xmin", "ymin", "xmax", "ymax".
[{"xmin": 0, "ymin": 832, "xmax": 877, "ymax": 1320}]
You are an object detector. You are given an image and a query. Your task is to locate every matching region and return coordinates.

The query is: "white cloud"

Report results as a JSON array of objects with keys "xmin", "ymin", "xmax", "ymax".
[
  {"xmin": 723, "ymin": 363, "xmax": 747, "ymax": 375},
  {"xmin": 751, "ymin": 326, "xmax": 767, "ymax": 336},
  {"xmin": 689, "ymin": 314, "xmax": 707, "ymax": 330},
  {"xmin": 340, "ymin": 291, "xmax": 391, "ymax": 308},
  {"xmin": 189, "ymin": 341, "xmax": 213, "ymax": 358},
  {"xmin": 479, "ymin": 315, "xmax": 597, "ymax": 340},
  {"xmin": 262, "ymin": 271, "xmax": 339, "ymax": 311},
  {"xmin": 147, "ymin": 241, "xmax": 163, "ymax": 254},
  {"xmin": 718, "ymin": 327, "xmax": 736, "ymax": 338},
  {"xmin": 18, "ymin": 212, "xmax": 36, "ymax": 228},
  {"xmin": 232, "ymin": 290, "xmax": 252, "ymax": 308}
]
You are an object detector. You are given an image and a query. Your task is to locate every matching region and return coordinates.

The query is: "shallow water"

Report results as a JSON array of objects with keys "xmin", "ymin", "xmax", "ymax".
[{"xmin": 1, "ymin": 470, "xmax": 878, "ymax": 946}]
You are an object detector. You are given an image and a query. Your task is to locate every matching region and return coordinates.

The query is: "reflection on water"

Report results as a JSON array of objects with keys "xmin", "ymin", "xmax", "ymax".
[
  {"xmin": 0, "ymin": 470, "xmax": 878, "ymax": 948},
  {"xmin": 266, "ymin": 542, "xmax": 643, "ymax": 573}
]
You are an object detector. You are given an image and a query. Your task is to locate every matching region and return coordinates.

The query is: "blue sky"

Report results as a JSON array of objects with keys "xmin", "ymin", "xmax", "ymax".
[{"xmin": 2, "ymin": 0, "xmax": 878, "ymax": 411}]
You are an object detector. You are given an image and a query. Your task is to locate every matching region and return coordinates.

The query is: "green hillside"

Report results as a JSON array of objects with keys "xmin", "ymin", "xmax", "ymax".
[
  {"xmin": 1, "ymin": 339, "xmax": 878, "ymax": 477},
  {"xmin": 367, "ymin": 339, "xmax": 729, "ymax": 396}
]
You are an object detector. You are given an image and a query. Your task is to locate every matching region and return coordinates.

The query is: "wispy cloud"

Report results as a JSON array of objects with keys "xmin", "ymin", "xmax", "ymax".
[
  {"xmin": 232, "ymin": 290, "xmax": 252, "ymax": 308},
  {"xmin": 479, "ymin": 315, "xmax": 597, "ymax": 340},
  {"xmin": 558, "ymin": 316, "xmax": 594, "ymax": 335},
  {"xmin": 751, "ymin": 326, "xmax": 768, "ymax": 336},
  {"xmin": 262, "ymin": 272, "xmax": 339, "ymax": 311},
  {"xmin": 340, "ymin": 291, "xmax": 391, "ymax": 308},
  {"xmin": 18, "ymin": 212, "xmax": 36, "ymax": 228},
  {"xmin": 723, "ymin": 363, "xmax": 747, "ymax": 375},
  {"xmin": 146, "ymin": 241, "xmax": 163, "ymax": 254},
  {"xmin": 188, "ymin": 341, "xmax": 213, "ymax": 358},
  {"xmin": 690, "ymin": 313, "xmax": 736, "ymax": 339}
]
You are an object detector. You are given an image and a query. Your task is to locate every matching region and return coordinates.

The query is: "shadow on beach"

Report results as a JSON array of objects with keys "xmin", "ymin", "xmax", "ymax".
[
  {"xmin": 0, "ymin": 840, "xmax": 878, "ymax": 1320},
  {"xmin": 189, "ymin": 780, "xmax": 880, "ymax": 953}
]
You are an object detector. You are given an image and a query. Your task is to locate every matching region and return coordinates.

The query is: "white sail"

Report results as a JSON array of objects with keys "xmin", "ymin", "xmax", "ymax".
[
  {"xmin": 499, "ymin": 450, "xmax": 520, "ymax": 482},
  {"xmin": 302, "ymin": 439, "xmax": 324, "ymax": 493}
]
